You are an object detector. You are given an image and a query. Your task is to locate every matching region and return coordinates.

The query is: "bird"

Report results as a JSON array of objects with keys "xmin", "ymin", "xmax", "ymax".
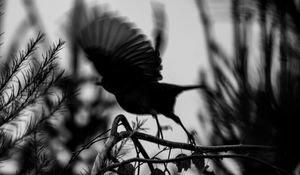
[{"xmin": 77, "ymin": 11, "xmax": 204, "ymax": 144}]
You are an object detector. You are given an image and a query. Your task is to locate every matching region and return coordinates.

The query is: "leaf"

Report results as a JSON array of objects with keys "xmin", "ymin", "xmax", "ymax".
[
  {"xmin": 175, "ymin": 153, "xmax": 191, "ymax": 172},
  {"xmin": 150, "ymin": 168, "xmax": 165, "ymax": 175},
  {"xmin": 117, "ymin": 163, "xmax": 135, "ymax": 175},
  {"xmin": 191, "ymin": 152, "xmax": 205, "ymax": 171}
]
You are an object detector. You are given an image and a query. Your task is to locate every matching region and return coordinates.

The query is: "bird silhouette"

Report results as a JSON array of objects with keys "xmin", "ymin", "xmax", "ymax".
[{"xmin": 77, "ymin": 11, "xmax": 204, "ymax": 144}]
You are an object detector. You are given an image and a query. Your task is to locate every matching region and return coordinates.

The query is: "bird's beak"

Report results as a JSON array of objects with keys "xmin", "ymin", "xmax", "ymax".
[{"xmin": 95, "ymin": 81, "xmax": 102, "ymax": 86}]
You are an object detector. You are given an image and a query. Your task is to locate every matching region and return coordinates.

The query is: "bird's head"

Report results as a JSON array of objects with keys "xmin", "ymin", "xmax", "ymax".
[
  {"xmin": 97, "ymin": 77, "xmax": 136, "ymax": 96},
  {"xmin": 96, "ymin": 78, "xmax": 111, "ymax": 91},
  {"xmin": 97, "ymin": 78, "xmax": 120, "ymax": 95}
]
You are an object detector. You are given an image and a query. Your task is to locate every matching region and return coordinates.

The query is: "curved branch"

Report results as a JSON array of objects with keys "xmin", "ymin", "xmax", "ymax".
[
  {"xmin": 115, "ymin": 114, "xmax": 155, "ymax": 172},
  {"xmin": 90, "ymin": 115, "xmax": 154, "ymax": 175}
]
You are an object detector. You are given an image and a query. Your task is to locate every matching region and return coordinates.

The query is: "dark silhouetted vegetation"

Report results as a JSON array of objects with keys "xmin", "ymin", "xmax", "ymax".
[{"xmin": 198, "ymin": 0, "xmax": 300, "ymax": 174}]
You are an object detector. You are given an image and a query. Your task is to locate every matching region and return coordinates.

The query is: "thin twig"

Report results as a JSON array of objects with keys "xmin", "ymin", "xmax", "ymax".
[{"xmin": 58, "ymin": 129, "xmax": 111, "ymax": 175}]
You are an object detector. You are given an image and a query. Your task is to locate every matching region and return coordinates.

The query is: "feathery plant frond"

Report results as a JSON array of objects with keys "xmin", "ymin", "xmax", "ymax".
[
  {"xmin": 23, "ymin": 87, "xmax": 70, "ymax": 139},
  {"xmin": 0, "ymin": 34, "xmax": 64, "ymax": 127},
  {"xmin": 17, "ymin": 131, "xmax": 54, "ymax": 175},
  {"xmin": 0, "ymin": 33, "xmax": 67, "ymax": 173},
  {"xmin": 0, "ymin": 130, "xmax": 12, "ymax": 159},
  {"xmin": 0, "ymin": 33, "xmax": 43, "ymax": 94},
  {"xmin": 131, "ymin": 117, "xmax": 149, "ymax": 132}
]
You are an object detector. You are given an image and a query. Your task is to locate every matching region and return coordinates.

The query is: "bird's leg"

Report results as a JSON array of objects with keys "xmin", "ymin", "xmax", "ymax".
[
  {"xmin": 150, "ymin": 110, "xmax": 164, "ymax": 139},
  {"xmin": 152, "ymin": 114, "xmax": 164, "ymax": 140},
  {"xmin": 180, "ymin": 121, "xmax": 196, "ymax": 145},
  {"xmin": 165, "ymin": 113, "xmax": 196, "ymax": 145}
]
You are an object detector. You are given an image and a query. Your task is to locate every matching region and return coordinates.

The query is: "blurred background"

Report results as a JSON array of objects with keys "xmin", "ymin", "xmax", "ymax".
[{"xmin": 1, "ymin": 0, "xmax": 300, "ymax": 175}]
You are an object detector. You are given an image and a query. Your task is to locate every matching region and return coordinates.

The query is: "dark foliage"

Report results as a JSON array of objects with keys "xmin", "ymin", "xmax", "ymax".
[{"xmin": 199, "ymin": 0, "xmax": 300, "ymax": 174}]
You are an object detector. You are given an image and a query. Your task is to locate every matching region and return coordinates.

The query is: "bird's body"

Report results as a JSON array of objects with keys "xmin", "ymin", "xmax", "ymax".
[
  {"xmin": 115, "ymin": 82, "xmax": 201, "ymax": 115},
  {"xmin": 77, "ymin": 11, "xmax": 203, "ymax": 144}
]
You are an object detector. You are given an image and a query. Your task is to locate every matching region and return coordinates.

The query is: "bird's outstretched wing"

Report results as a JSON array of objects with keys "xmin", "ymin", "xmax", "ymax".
[{"xmin": 77, "ymin": 13, "xmax": 163, "ymax": 93}]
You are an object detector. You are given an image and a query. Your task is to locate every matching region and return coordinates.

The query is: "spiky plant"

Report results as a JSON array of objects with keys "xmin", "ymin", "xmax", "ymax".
[{"xmin": 0, "ymin": 33, "xmax": 68, "ymax": 174}]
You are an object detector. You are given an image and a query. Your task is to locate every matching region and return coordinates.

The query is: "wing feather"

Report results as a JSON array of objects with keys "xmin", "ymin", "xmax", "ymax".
[{"xmin": 78, "ymin": 13, "xmax": 163, "ymax": 93}]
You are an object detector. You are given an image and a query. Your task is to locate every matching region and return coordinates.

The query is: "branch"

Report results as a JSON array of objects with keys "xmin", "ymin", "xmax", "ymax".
[
  {"xmin": 90, "ymin": 132, "xmax": 118, "ymax": 175},
  {"xmin": 90, "ymin": 115, "xmax": 154, "ymax": 175},
  {"xmin": 102, "ymin": 154, "xmax": 291, "ymax": 175},
  {"xmin": 90, "ymin": 114, "xmax": 282, "ymax": 175},
  {"xmin": 119, "ymin": 131, "xmax": 276, "ymax": 153}
]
